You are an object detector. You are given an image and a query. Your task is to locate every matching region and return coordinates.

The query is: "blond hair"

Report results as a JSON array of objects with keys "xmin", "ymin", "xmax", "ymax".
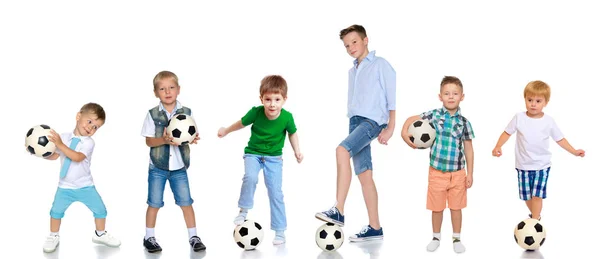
[
  {"xmin": 80, "ymin": 103, "xmax": 106, "ymax": 121},
  {"xmin": 524, "ymin": 80, "xmax": 551, "ymax": 102},
  {"xmin": 153, "ymin": 71, "xmax": 179, "ymax": 91}
]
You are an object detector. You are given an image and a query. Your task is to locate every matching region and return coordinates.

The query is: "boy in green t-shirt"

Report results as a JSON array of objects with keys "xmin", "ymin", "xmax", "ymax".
[{"xmin": 218, "ymin": 75, "xmax": 303, "ymax": 245}]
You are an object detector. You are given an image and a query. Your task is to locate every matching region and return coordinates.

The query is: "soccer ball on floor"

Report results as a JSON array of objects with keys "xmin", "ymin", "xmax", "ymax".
[
  {"xmin": 233, "ymin": 220, "xmax": 264, "ymax": 250},
  {"xmin": 166, "ymin": 114, "xmax": 197, "ymax": 145},
  {"xmin": 25, "ymin": 124, "xmax": 56, "ymax": 158},
  {"xmin": 407, "ymin": 119, "xmax": 436, "ymax": 149},
  {"xmin": 514, "ymin": 218, "xmax": 546, "ymax": 250},
  {"xmin": 316, "ymin": 223, "xmax": 344, "ymax": 252}
]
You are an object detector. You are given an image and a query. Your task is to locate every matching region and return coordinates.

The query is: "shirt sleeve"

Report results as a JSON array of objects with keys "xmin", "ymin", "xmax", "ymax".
[
  {"xmin": 504, "ymin": 114, "xmax": 518, "ymax": 135},
  {"xmin": 462, "ymin": 119, "xmax": 475, "ymax": 140},
  {"xmin": 379, "ymin": 60, "xmax": 396, "ymax": 111},
  {"xmin": 141, "ymin": 112, "xmax": 156, "ymax": 137},
  {"xmin": 549, "ymin": 117, "xmax": 565, "ymax": 141},
  {"xmin": 241, "ymin": 107, "xmax": 258, "ymax": 126},
  {"xmin": 420, "ymin": 109, "xmax": 437, "ymax": 124},
  {"xmin": 286, "ymin": 113, "xmax": 297, "ymax": 134}
]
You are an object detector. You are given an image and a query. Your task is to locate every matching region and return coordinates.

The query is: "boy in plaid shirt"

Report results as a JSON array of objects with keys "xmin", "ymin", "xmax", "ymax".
[
  {"xmin": 401, "ymin": 76, "xmax": 474, "ymax": 253},
  {"xmin": 492, "ymin": 80, "xmax": 585, "ymax": 221}
]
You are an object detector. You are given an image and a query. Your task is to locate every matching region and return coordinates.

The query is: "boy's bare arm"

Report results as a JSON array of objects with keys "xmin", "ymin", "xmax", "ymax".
[
  {"xmin": 377, "ymin": 110, "xmax": 395, "ymax": 144},
  {"xmin": 45, "ymin": 152, "xmax": 60, "ymax": 160},
  {"xmin": 556, "ymin": 138, "xmax": 585, "ymax": 157},
  {"xmin": 492, "ymin": 131, "xmax": 512, "ymax": 157},
  {"xmin": 288, "ymin": 132, "xmax": 303, "ymax": 163},
  {"xmin": 464, "ymin": 139, "xmax": 474, "ymax": 188},
  {"xmin": 218, "ymin": 120, "xmax": 245, "ymax": 138}
]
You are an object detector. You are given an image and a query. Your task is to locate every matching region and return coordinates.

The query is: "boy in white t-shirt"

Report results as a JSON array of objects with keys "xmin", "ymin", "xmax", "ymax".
[
  {"xmin": 40, "ymin": 103, "xmax": 121, "ymax": 253},
  {"xmin": 492, "ymin": 80, "xmax": 585, "ymax": 220}
]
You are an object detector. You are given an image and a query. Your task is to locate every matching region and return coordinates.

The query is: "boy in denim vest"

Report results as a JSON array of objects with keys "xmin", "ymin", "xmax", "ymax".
[{"xmin": 140, "ymin": 71, "xmax": 205, "ymax": 253}]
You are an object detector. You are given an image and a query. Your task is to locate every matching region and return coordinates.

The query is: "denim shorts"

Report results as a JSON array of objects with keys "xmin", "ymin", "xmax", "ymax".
[
  {"xmin": 147, "ymin": 164, "xmax": 194, "ymax": 208},
  {"xmin": 340, "ymin": 116, "xmax": 387, "ymax": 175}
]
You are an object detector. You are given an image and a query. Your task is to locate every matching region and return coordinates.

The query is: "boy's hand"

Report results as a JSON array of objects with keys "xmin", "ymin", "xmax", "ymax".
[
  {"xmin": 573, "ymin": 149, "xmax": 585, "ymax": 157},
  {"xmin": 492, "ymin": 147, "xmax": 502, "ymax": 157},
  {"xmin": 466, "ymin": 174, "xmax": 473, "ymax": 188},
  {"xmin": 295, "ymin": 152, "xmax": 303, "ymax": 163},
  {"xmin": 377, "ymin": 128, "xmax": 393, "ymax": 145},
  {"xmin": 47, "ymin": 130, "xmax": 64, "ymax": 147},
  {"xmin": 162, "ymin": 128, "xmax": 177, "ymax": 146},
  {"xmin": 400, "ymin": 132, "xmax": 417, "ymax": 149},
  {"xmin": 217, "ymin": 127, "xmax": 227, "ymax": 138},
  {"xmin": 190, "ymin": 133, "xmax": 200, "ymax": 144}
]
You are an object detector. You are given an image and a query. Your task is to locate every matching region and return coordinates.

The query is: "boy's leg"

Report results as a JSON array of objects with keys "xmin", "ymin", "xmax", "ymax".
[
  {"xmin": 77, "ymin": 186, "xmax": 120, "ymax": 247},
  {"xmin": 354, "ymin": 143, "xmax": 380, "ymax": 230},
  {"xmin": 169, "ymin": 168, "xmax": 206, "ymax": 251},
  {"xmin": 426, "ymin": 167, "xmax": 449, "ymax": 252},
  {"xmin": 263, "ymin": 156, "xmax": 286, "ymax": 244},
  {"xmin": 144, "ymin": 164, "xmax": 167, "ymax": 253},
  {"xmin": 45, "ymin": 188, "xmax": 73, "ymax": 253},
  {"xmin": 335, "ymin": 145, "xmax": 352, "ymax": 214},
  {"xmin": 448, "ymin": 170, "xmax": 467, "ymax": 253},
  {"xmin": 235, "ymin": 154, "xmax": 262, "ymax": 224},
  {"xmin": 530, "ymin": 167, "xmax": 549, "ymax": 220}
]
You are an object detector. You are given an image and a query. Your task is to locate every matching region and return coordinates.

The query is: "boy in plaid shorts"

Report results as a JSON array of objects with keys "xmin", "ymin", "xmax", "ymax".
[
  {"xmin": 492, "ymin": 80, "xmax": 585, "ymax": 221},
  {"xmin": 401, "ymin": 76, "xmax": 474, "ymax": 253}
]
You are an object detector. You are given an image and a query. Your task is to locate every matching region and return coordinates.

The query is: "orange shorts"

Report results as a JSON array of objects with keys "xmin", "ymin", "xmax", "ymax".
[{"xmin": 427, "ymin": 167, "xmax": 467, "ymax": 211}]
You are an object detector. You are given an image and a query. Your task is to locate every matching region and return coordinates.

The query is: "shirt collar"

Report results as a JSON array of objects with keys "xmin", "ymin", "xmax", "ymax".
[
  {"xmin": 441, "ymin": 106, "xmax": 462, "ymax": 117},
  {"xmin": 353, "ymin": 50, "xmax": 376, "ymax": 66},
  {"xmin": 67, "ymin": 132, "xmax": 88, "ymax": 142},
  {"xmin": 158, "ymin": 101, "xmax": 182, "ymax": 114}
]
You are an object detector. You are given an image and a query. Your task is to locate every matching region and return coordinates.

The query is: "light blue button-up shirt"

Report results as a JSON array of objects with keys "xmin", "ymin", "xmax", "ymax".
[{"xmin": 347, "ymin": 51, "xmax": 396, "ymax": 126}]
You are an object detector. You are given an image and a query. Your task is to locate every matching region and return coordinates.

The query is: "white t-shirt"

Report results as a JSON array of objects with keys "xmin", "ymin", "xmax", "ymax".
[
  {"xmin": 141, "ymin": 101, "xmax": 191, "ymax": 170},
  {"xmin": 505, "ymin": 112, "xmax": 564, "ymax": 170},
  {"xmin": 57, "ymin": 132, "xmax": 95, "ymax": 189}
]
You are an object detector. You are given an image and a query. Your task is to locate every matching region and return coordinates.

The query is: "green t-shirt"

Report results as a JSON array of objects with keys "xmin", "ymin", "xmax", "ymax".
[{"xmin": 241, "ymin": 106, "xmax": 297, "ymax": 156}]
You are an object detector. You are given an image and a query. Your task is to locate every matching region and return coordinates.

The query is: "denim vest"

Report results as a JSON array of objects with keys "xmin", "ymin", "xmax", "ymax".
[{"xmin": 149, "ymin": 106, "xmax": 192, "ymax": 170}]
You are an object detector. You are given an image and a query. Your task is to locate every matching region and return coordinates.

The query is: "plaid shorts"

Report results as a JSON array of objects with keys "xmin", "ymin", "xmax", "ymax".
[{"xmin": 516, "ymin": 167, "xmax": 550, "ymax": 200}]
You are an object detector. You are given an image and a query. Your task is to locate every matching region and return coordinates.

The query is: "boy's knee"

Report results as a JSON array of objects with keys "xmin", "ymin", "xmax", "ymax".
[
  {"xmin": 336, "ymin": 145, "xmax": 349, "ymax": 156},
  {"xmin": 49, "ymin": 211, "xmax": 65, "ymax": 219}
]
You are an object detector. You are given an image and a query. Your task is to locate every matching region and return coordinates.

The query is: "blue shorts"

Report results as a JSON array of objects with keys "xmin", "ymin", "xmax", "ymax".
[
  {"xmin": 147, "ymin": 164, "xmax": 194, "ymax": 208},
  {"xmin": 50, "ymin": 186, "xmax": 107, "ymax": 219},
  {"xmin": 516, "ymin": 167, "xmax": 550, "ymax": 200},
  {"xmin": 340, "ymin": 116, "xmax": 386, "ymax": 175}
]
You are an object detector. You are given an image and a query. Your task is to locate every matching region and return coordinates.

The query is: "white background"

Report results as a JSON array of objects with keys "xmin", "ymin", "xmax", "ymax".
[{"xmin": 1, "ymin": 1, "xmax": 598, "ymax": 258}]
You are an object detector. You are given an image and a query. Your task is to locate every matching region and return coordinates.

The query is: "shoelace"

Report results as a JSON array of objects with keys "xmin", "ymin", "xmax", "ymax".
[
  {"xmin": 190, "ymin": 237, "xmax": 200, "ymax": 244},
  {"xmin": 45, "ymin": 236, "xmax": 58, "ymax": 242},
  {"xmin": 324, "ymin": 207, "xmax": 338, "ymax": 216},
  {"xmin": 148, "ymin": 237, "xmax": 159, "ymax": 246},
  {"xmin": 359, "ymin": 226, "xmax": 370, "ymax": 235}
]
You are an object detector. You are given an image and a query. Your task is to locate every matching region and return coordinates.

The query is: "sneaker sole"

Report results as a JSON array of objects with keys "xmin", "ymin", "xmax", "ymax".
[
  {"xmin": 315, "ymin": 213, "xmax": 344, "ymax": 227},
  {"xmin": 92, "ymin": 239, "xmax": 121, "ymax": 247},
  {"xmin": 146, "ymin": 247, "xmax": 163, "ymax": 253},
  {"xmin": 348, "ymin": 235, "xmax": 384, "ymax": 242},
  {"xmin": 43, "ymin": 243, "xmax": 58, "ymax": 253},
  {"xmin": 193, "ymin": 247, "xmax": 206, "ymax": 252}
]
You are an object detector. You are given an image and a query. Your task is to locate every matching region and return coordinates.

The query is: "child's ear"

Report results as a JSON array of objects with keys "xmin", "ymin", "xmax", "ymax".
[
  {"xmin": 76, "ymin": 112, "xmax": 82, "ymax": 121},
  {"xmin": 460, "ymin": 93, "xmax": 465, "ymax": 101},
  {"xmin": 438, "ymin": 93, "xmax": 443, "ymax": 102}
]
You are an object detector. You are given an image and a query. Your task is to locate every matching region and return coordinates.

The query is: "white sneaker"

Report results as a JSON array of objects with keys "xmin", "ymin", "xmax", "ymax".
[
  {"xmin": 92, "ymin": 231, "xmax": 121, "ymax": 247},
  {"xmin": 273, "ymin": 235, "xmax": 286, "ymax": 245},
  {"xmin": 43, "ymin": 234, "xmax": 59, "ymax": 253},
  {"xmin": 426, "ymin": 237, "xmax": 440, "ymax": 252},
  {"xmin": 233, "ymin": 212, "xmax": 247, "ymax": 225}
]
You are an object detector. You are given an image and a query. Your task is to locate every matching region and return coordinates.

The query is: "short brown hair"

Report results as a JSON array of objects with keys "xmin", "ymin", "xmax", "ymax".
[
  {"xmin": 340, "ymin": 24, "xmax": 367, "ymax": 40},
  {"xmin": 153, "ymin": 71, "xmax": 179, "ymax": 91},
  {"xmin": 440, "ymin": 76, "xmax": 463, "ymax": 91},
  {"xmin": 260, "ymin": 75, "xmax": 288, "ymax": 98},
  {"xmin": 80, "ymin": 103, "xmax": 106, "ymax": 121},
  {"xmin": 524, "ymin": 80, "xmax": 551, "ymax": 102}
]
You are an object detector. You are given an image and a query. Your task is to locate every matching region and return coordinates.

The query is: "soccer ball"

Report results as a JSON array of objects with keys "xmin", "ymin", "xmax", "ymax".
[
  {"xmin": 407, "ymin": 119, "xmax": 436, "ymax": 149},
  {"xmin": 166, "ymin": 114, "xmax": 197, "ymax": 145},
  {"xmin": 25, "ymin": 125, "xmax": 56, "ymax": 158},
  {"xmin": 316, "ymin": 223, "xmax": 344, "ymax": 252},
  {"xmin": 514, "ymin": 218, "xmax": 546, "ymax": 250},
  {"xmin": 233, "ymin": 220, "xmax": 264, "ymax": 250}
]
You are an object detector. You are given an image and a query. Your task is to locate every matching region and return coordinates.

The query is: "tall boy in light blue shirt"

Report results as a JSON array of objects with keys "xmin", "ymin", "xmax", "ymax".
[{"xmin": 316, "ymin": 24, "xmax": 396, "ymax": 242}]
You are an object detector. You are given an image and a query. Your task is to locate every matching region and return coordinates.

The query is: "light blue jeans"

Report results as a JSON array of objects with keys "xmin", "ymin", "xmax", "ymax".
[{"xmin": 238, "ymin": 154, "xmax": 286, "ymax": 231}]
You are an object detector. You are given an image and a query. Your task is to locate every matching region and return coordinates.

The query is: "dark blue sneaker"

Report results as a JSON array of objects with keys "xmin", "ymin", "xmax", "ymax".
[
  {"xmin": 349, "ymin": 225, "xmax": 383, "ymax": 242},
  {"xmin": 315, "ymin": 206, "xmax": 345, "ymax": 226}
]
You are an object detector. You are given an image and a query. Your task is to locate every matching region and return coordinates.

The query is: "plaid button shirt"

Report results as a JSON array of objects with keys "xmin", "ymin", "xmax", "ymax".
[{"xmin": 420, "ymin": 107, "xmax": 475, "ymax": 172}]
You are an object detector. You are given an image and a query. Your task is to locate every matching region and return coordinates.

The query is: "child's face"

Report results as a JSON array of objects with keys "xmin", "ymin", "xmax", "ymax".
[
  {"xmin": 74, "ymin": 112, "xmax": 104, "ymax": 137},
  {"xmin": 439, "ymin": 83, "xmax": 464, "ymax": 111},
  {"xmin": 260, "ymin": 93, "xmax": 286, "ymax": 119},
  {"xmin": 342, "ymin": 31, "xmax": 368, "ymax": 60},
  {"xmin": 525, "ymin": 95, "xmax": 547, "ymax": 117},
  {"xmin": 154, "ymin": 78, "xmax": 180, "ymax": 106}
]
